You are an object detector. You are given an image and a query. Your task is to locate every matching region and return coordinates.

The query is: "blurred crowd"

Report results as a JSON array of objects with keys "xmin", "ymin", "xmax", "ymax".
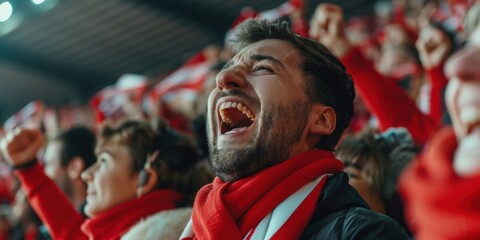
[{"xmin": 0, "ymin": 0, "xmax": 479, "ymax": 239}]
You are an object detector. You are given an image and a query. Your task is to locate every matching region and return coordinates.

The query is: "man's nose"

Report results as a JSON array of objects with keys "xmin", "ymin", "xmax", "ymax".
[
  {"xmin": 215, "ymin": 67, "xmax": 248, "ymax": 91},
  {"xmin": 446, "ymin": 46, "xmax": 480, "ymax": 82}
]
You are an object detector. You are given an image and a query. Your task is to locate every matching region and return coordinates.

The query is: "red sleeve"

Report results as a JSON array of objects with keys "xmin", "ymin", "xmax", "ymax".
[
  {"xmin": 15, "ymin": 163, "xmax": 88, "ymax": 240},
  {"xmin": 340, "ymin": 47, "xmax": 437, "ymax": 146},
  {"xmin": 426, "ymin": 64, "xmax": 448, "ymax": 123}
]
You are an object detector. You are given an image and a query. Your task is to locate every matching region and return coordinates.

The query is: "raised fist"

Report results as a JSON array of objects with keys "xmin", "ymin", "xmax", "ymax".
[
  {"xmin": 0, "ymin": 128, "xmax": 44, "ymax": 167},
  {"xmin": 416, "ymin": 25, "xmax": 452, "ymax": 69},
  {"xmin": 309, "ymin": 3, "xmax": 351, "ymax": 57}
]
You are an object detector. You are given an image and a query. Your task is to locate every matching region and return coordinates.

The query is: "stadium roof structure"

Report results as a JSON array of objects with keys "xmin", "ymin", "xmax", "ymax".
[{"xmin": 0, "ymin": 0, "xmax": 374, "ymax": 122}]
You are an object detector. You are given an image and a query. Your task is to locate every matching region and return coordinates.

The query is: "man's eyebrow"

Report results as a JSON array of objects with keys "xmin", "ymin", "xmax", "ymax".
[
  {"xmin": 250, "ymin": 54, "xmax": 285, "ymax": 69},
  {"xmin": 222, "ymin": 61, "xmax": 234, "ymax": 70},
  {"xmin": 222, "ymin": 54, "xmax": 285, "ymax": 70}
]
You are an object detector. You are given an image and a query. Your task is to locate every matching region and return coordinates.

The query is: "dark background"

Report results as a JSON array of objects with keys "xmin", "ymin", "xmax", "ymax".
[{"xmin": 0, "ymin": 0, "xmax": 375, "ymax": 122}]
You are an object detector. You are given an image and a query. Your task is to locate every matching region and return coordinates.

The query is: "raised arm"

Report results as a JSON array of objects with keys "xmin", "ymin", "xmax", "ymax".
[
  {"xmin": 0, "ymin": 129, "xmax": 87, "ymax": 239},
  {"xmin": 416, "ymin": 25, "xmax": 452, "ymax": 123},
  {"xmin": 309, "ymin": 3, "xmax": 438, "ymax": 146}
]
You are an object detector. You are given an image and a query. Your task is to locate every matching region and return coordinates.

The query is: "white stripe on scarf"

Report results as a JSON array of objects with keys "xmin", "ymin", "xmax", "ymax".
[
  {"xmin": 245, "ymin": 174, "xmax": 329, "ymax": 240},
  {"xmin": 180, "ymin": 174, "xmax": 330, "ymax": 240}
]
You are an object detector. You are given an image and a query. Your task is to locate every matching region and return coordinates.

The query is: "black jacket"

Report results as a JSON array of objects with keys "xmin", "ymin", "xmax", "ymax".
[{"xmin": 302, "ymin": 173, "xmax": 409, "ymax": 239}]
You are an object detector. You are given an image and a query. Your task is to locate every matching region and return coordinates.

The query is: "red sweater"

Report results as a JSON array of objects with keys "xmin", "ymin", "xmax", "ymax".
[
  {"xmin": 426, "ymin": 64, "xmax": 448, "ymax": 123},
  {"xmin": 340, "ymin": 47, "xmax": 438, "ymax": 146},
  {"xmin": 15, "ymin": 163, "xmax": 86, "ymax": 240},
  {"xmin": 15, "ymin": 163, "xmax": 182, "ymax": 240}
]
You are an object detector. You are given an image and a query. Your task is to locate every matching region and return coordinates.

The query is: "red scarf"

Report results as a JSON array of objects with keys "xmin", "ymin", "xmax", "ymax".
[
  {"xmin": 81, "ymin": 189, "xmax": 181, "ymax": 239},
  {"xmin": 400, "ymin": 127, "xmax": 480, "ymax": 239},
  {"xmin": 190, "ymin": 150, "xmax": 343, "ymax": 240}
]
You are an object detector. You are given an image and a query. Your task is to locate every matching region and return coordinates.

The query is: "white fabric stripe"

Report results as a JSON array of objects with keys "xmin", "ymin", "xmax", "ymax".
[
  {"xmin": 246, "ymin": 212, "xmax": 272, "ymax": 240},
  {"xmin": 246, "ymin": 174, "xmax": 330, "ymax": 240},
  {"xmin": 179, "ymin": 218, "xmax": 194, "ymax": 239},
  {"xmin": 180, "ymin": 174, "xmax": 331, "ymax": 240},
  {"xmin": 263, "ymin": 175, "xmax": 327, "ymax": 239}
]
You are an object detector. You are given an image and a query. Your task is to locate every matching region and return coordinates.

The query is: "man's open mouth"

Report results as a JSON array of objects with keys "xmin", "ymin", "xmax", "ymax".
[{"xmin": 219, "ymin": 101, "xmax": 256, "ymax": 134}]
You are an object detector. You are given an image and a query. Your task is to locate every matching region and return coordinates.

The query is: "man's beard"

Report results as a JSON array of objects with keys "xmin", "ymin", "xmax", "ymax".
[{"xmin": 208, "ymin": 100, "xmax": 311, "ymax": 182}]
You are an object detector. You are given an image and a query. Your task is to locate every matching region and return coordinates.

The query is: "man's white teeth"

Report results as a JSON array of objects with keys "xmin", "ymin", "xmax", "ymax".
[
  {"xmin": 219, "ymin": 111, "xmax": 231, "ymax": 124},
  {"xmin": 219, "ymin": 101, "xmax": 256, "ymax": 123}
]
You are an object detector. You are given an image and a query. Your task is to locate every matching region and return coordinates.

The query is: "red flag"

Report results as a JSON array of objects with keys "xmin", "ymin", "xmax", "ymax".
[
  {"xmin": 90, "ymin": 74, "xmax": 149, "ymax": 125},
  {"xmin": 3, "ymin": 101, "xmax": 44, "ymax": 131},
  {"xmin": 151, "ymin": 51, "xmax": 211, "ymax": 103},
  {"xmin": 224, "ymin": 7, "xmax": 259, "ymax": 44},
  {"xmin": 225, "ymin": 0, "xmax": 307, "ymax": 42},
  {"xmin": 257, "ymin": 1, "xmax": 296, "ymax": 21}
]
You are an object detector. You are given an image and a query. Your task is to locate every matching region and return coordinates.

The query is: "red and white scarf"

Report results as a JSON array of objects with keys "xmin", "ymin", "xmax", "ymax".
[
  {"xmin": 181, "ymin": 150, "xmax": 343, "ymax": 240},
  {"xmin": 400, "ymin": 127, "xmax": 480, "ymax": 239},
  {"xmin": 82, "ymin": 190, "xmax": 181, "ymax": 239}
]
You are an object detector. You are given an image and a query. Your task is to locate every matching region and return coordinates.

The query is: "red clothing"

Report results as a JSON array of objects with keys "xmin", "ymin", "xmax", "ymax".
[
  {"xmin": 426, "ymin": 64, "xmax": 448, "ymax": 123},
  {"xmin": 341, "ymin": 47, "xmax": 438, "ymax": 146},
  {"xmin": 24, "ymin": 225, "xmax": 39, "ymax": 240},
  {"xmin": 188, "ymin": 150, "xmax": 343, "ymax": 239},
  {"xmin": 15, "ymin": 163, "xmax": 182, "ymax": 240},
  {"xmin": 15, "ymin": 163, "xmax": 86, "ymax": 240},
  {"xmin": 399, "ymin": 127, "xmax": 480, "ymax": 239},
  {"xmin": 81, "ymin": 189, "xmax": 181, "ymax": 239}
]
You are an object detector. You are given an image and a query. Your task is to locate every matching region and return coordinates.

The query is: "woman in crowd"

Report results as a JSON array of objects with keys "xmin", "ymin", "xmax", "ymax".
[
  {"xmin": 336, "ymin": 128, "xmax": 418, "ymax": 234},
  {"xmin": 0, "ymin": 120, "xmax": 212, "ymax": 239}
]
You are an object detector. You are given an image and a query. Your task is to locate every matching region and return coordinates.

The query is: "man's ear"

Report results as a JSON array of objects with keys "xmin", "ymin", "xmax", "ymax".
[
  {"xmin": 308, "ymin": 105, "xmax": 336, "ymax": 135},
  {"xmin": 68, "ymin": 157, "xmax": 85, "ymax": 180}
]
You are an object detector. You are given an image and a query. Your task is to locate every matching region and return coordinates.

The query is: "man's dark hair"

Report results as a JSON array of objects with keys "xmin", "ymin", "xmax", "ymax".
[
  {"xmin": 230, "ymin": 19, "xmax": 355, "ymax": 150},
  {"xmin": 53, "ymin": 126, "xmax": 96, "ymax": 169}
]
